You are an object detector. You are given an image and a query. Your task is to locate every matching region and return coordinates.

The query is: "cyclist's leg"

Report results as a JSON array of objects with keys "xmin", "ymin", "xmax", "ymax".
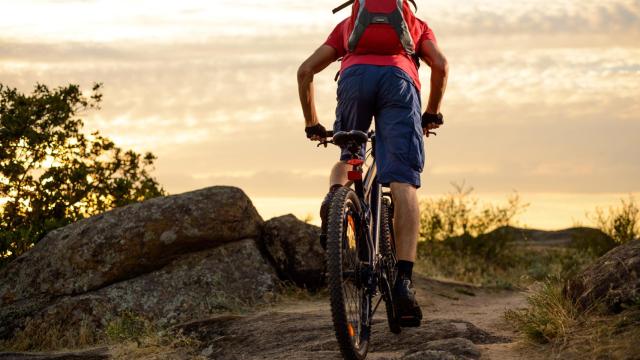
[
  {"xmin": 374, "ymin": 67, "xmax": 424, "ymax": 258},
  {"xmin": 389, "ymin": 182, "xmax": 419, "ymax": 262},
  {"xmin": 329, "ymin": 161, "xmax": 350, "ymax": 188},
  {"xmin": 374, "ymin": 66, "xmax": 424, "ymax": 326}
]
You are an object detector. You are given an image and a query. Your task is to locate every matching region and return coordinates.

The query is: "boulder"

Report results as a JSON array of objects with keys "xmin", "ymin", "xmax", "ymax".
[
  {"xmin": 0, "ymin": 186, "xmax": 268, "ymax": 341},
  {"xmin": 0, "ymin": 186, "xmax": 262, "ymax": 306},
  {"xmin": 261, "ymin": 215, "xmax": 325, "ymax": 290},
  {"xmin": 4, "ymin": 240, "xmax": 277, "ymax": 346},
  {"xmin": 564, "ymin": 240, "xmax": 640, "ymax": 313}
]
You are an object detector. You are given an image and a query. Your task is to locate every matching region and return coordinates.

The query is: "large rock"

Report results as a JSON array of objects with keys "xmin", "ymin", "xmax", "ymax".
[
  {"xmin": 262, "ymin": 215, "xmax": 325, "ymax": 290},
  {"xmin": 0, "ymin": 186, "xmax": 268, "ymax": 341},
  {"xmin": 0, "ymin": 187, "xmax": 262, "ymax": 305},
  {"xmin": 565, "ymin": 240, "xmax": 640, "ymax": 313},
  {"xmin": 4, "ymin": 240, "xmax": 277, "ymax": 346}
]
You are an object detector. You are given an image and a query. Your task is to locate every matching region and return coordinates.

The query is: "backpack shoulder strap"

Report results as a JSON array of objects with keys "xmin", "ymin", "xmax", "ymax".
[
  {"xmin": 332, "ymin": 0, "xmax": 355, "ymax": 14},
  {"xmin": 408, "ymin": 0, "xmax": 417, "ymax": 12},
  {"xmin": 347, "ymin": 0, "xmax": 415, "ymax": 55},
  {"xmin": 348, "ymin": 0, "xmax": 369, "ymax": 52},
  {"xmin": 389, "ymin": 0, "xmax": 415, "ymax": 54}
]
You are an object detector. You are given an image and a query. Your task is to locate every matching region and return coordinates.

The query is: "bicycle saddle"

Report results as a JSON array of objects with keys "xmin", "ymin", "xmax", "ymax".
[{"xmin": 333, "ymin": 130, "xmax": 369, "ymax": 147}]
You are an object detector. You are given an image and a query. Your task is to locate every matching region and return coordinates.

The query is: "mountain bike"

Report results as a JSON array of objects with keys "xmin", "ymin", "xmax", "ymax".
[{"xmin": 319, "ymin": 130, "xmax": 401, "ymax": 360}]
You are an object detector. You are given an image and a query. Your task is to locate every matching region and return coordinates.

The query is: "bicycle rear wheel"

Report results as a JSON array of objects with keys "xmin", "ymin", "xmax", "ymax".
[
  {"xmin": 326, "ymin": 187, "xmax": 370, "ymax": 360},
  {"xmin": 380, "ymin": 197, "xmax": 401, "ymax": 334}
]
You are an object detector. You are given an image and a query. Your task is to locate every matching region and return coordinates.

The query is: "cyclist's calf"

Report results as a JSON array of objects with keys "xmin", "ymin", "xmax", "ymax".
[
  {"xmin": 329, "ymin": 161, "xmax": 351, "ymax": 188},
  {"xmin": 389, "ymin": 182, "xmax": 420, "ymax": 263}
]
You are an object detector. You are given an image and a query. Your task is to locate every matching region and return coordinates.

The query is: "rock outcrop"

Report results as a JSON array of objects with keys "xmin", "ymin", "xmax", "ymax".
[
  {"xmin": 0, "ymin": 187, "xmax": 275, "ymax": 341},
  {"xmin": 565, "ymin": 240, "xmax": 640, "ymax": 313},
  {"xmin": 175, "ymin": 313, "xmax": 507, "ymax": 359},
  {"xmin": 262, "ymin": 214, "xmax": 325, "ymax": 290}
]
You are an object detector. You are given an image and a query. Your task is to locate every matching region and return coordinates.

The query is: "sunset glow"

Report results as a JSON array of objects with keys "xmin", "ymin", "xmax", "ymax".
[{"xmin": 2, "ymin": 0, "xmax": 639, "ymax": 229}]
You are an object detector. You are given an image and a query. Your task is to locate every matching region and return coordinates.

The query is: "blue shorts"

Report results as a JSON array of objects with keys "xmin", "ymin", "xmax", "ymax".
[{"xmin": 334, "ymin": 64, "xmax": 425, "ymax": 188}]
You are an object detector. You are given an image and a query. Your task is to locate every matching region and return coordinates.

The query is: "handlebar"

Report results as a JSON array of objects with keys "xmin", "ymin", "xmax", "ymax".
[{"xmin": 317, "ymin": 129, "xmax": 435, "ymax": 148}]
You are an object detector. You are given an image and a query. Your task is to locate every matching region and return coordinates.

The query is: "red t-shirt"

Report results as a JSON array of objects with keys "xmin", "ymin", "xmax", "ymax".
[{"xmin": 324, "ymin": 18, "xmax": 436, "ymax": 91}]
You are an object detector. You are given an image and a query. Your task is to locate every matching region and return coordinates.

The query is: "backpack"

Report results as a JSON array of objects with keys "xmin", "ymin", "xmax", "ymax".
[{"xmin": 333, "ymin": 0, "xmax": 418, "ymax": 56}]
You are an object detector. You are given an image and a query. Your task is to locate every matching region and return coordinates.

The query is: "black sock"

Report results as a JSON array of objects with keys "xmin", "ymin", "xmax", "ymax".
[{"xmin": 396, "ymin": 260, "xmax": 414, "ymax": 281}]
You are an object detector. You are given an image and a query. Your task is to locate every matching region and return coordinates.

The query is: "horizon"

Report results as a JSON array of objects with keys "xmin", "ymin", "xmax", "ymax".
[{"xmin": 1, "ymin": 0, "xmax": 639, "ymax": 230}]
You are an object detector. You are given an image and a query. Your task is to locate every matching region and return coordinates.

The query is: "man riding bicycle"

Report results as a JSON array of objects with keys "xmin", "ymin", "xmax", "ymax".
[{"xmin": 297, "ymin": 0, "xmax": 448, "ymax": 327}]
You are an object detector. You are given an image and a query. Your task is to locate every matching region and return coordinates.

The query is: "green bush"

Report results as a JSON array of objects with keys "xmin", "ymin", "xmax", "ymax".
[
  {"xmin": 105, "ymin": 311, "xmax": 155, "ymax": 343},
  {"xmin": 416, "ymin": 184, "xmax": 535, "ymax": 287},
  {"xmin": 417, "ymin": 240, "xmax": 594, "ymax": 289},
  {"xmin": 419, "ymin": 182, "xmax": 526, "ymax": 244},
  {"xmin": 0, "ymin": 83, "xmax": 165, "ymax": 265},
  {"xmin": 591, "ymin": 196, "xmax": 639, "ymax": 245}
]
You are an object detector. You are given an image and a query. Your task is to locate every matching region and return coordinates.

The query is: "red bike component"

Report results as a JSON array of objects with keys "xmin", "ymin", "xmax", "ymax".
[
  {"xmin": 348, "ymin": 170, "xmax": 363, "ymax": 181},
  {"xmin": 347, "ymin": 159, "xmax": 365, "ymax": 166}
]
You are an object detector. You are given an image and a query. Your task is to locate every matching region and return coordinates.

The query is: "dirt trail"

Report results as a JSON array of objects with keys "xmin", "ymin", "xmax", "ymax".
[
  {"xmin": 177, "ymin": 275, "xmax": 538, "ymax": 360},
  {"xmin": 0, "ymin": 275, "xmax": 538, "ymax": 360}
]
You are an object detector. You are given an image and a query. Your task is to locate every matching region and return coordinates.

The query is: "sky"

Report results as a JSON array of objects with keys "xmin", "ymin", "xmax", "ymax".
[{"xmin": 1, "ymin": 0, "xmax": 639, "ymax": 229}]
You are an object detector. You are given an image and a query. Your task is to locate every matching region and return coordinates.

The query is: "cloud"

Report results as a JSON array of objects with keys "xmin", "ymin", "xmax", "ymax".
[
  {"xmin": 0, "ymin": 0, "xmax": 638, "ymax": 199},
  {"xmin": 426, "ymin": 0, "xmax": 640, "ymax": 37},
  {"xmin": 3, "ymin": 0, "xmax": 639, "ymax": 42},
  {"xmin": 2, "ymin": 35, "xmax": 638, "ymax": 197}
]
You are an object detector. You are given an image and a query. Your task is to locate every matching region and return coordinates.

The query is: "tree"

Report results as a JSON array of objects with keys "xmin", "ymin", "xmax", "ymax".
[{"xmin": 0, "ymin": 83, "xmax": 165, "ymax": 265}]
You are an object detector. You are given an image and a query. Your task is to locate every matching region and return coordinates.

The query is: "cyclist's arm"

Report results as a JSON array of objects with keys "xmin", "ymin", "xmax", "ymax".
[
  {"xmin": 419, "ymin": 40, "xmax": 449, "ymax": 115},
  {"xmin": 297, "ymin": 45, "xmax": 339, "ymax": 127}
]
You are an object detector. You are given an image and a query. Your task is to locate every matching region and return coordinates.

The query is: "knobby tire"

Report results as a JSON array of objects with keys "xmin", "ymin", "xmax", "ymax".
[{"xmin": 326, "ymin": 187, "xmax": 370, "ymax": 360}]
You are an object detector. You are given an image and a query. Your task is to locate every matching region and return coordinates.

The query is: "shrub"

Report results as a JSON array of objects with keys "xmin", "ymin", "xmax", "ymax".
[
  {"xmin": 505, "ymin": 278, "xmax": 578, "ymax": 344},
  {"xmin": 419, "ymin": 182, "xmax": 526, "ymax": 243},
  {"xmin": 590, "ymin": 196, "xmax": 639, "ymax": 245},
  {"xmin": 105, "ymin": 311, "xmax": 155, "ymax": 343}
]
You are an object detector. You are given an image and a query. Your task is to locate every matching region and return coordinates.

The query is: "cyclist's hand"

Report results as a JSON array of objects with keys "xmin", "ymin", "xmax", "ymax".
[
  {"xmin": 423, "ymin": 123, "xmax": 440, "ymax": 137},
  {"xmin": 305, "ymin": 123, "xmax": 328, "ymax": 141},
  {"xmin": 422, "ymin": 112, "xmax": 444, "ymax": 137}
]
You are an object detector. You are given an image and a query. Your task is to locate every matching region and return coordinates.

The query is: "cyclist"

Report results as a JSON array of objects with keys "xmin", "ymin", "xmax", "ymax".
[{"xmin": 297, "ymin": 0, "xmax": 448, "ymax": 327}]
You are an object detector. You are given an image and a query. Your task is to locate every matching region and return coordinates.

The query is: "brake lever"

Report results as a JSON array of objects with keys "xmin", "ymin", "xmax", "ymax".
[{"xmin": 317, "ymin": 139, "xmax": 333, "ymax": 148}]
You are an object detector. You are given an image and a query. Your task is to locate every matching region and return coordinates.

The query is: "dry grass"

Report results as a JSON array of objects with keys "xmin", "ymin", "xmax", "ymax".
[
  {"xmin": 0, "ymin": 315, "xmax": 101, "ymax": 351},
  {"xmin": 506, "ymin": 280, "xmax": 640, "ymax": 359},
  {"xmin": 557, "ymin": 308, "xmax": 640, "ymax": 360},
  {"xmin": 0, "ymin": 311, "xmax": 203, "ymax": 356},
  {"xmin": 505, "ymin": 279, "xmax": 579, "ymax": 345},
  {"xmin": 109, "ymin": 328, "xmax": 204, "ymax": 360}
]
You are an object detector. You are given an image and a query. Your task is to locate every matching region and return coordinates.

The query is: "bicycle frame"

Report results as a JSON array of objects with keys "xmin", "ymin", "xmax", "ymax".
[
  {"xmin": 345, "ymin": 134, "xmax": 384, "ymax": 271},
  {"xmin": 322, "ymin": 130, "xmax": 402, "ymax": 358}
]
